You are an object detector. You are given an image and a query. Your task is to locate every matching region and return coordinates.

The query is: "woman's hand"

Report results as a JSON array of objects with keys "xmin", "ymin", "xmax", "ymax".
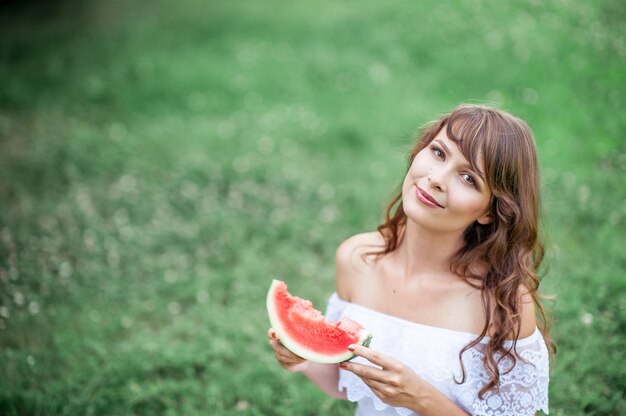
[
  {"xmin": 267, "ymin": 328, "xmax": 312, "ymax": 373},
  {"xmin": 340, "ymin": 344, "xmax": 470, "ymax": 415},
  {"xmin": 339, "ymin": 344, "xmax": 426, "ymax": 410}
]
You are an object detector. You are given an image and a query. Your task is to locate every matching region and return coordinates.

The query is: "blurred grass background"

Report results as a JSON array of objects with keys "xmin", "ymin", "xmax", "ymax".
[{"xmin": 0, "ymin": 0, "xmax": 625, "ymax": 414}]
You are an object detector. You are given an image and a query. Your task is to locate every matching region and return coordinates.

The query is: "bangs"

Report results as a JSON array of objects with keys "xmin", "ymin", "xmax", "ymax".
[{"xmin": 445, "ymin": 110, "xmax": 490, "ymax": 180}]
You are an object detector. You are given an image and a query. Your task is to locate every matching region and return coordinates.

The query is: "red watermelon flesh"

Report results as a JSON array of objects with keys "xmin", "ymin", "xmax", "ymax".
[{"xmin": 266, "ymin": 279, "xmax": 372, "ymax": 363}]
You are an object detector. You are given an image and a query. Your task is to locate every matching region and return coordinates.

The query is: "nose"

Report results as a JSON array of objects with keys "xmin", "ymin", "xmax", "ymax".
[{"xmin": 427, "ymin": 168, "xmax": 446, "ymax": 192}]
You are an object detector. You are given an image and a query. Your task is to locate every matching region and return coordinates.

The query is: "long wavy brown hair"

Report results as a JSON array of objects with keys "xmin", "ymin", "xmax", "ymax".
[{"xmin": 371, "ymin": 104, "xmax": 555, "ymax": 398}]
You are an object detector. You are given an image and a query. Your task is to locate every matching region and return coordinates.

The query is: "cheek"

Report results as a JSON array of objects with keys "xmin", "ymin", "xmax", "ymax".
[
  {"xmin": 407, "ymin": 154, "xmax": 428, "ymax": 178},
  {"xmin": 466, "ymin": 200, "xmax": 489, "ymax": 216},
  {"xmin": 402, "ymin": 159, "xmax": 419, "ymax": 186},
  {"xmin": 449, "ymin": 186, "xmax": 490, "ymax": 215},
  {"xmin": 471, "ymin": 198, "xmax": 491, "ymax": 217},
  {"xmin": 401, "ymin": 173, "xmax": 415, "ymax": 202}
]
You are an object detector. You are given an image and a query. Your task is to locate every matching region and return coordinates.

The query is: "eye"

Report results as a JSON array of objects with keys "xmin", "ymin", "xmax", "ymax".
[
  {"xmin": 461, "ymin": 173, "xmax": 477, "ymax": 187},
  {"xmin": 431, "ymin": 145, "xmax": 445, "ymax": 160}
]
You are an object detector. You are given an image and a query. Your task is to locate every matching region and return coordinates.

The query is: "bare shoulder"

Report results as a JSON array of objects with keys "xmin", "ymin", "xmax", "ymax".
[
  {"xmin": 336, "ymin": 231, "xmax": 384, "ymax": 263},
  {"xmin": 483, "ymin": 283, "xmax": 537, "ymax": 339},
  {"xmin": 517, "ymin": 283, "xmax": 538, "ymax": 338},
  {"xmin": 335, "ymin": 232, "xmax": 384, "ymax": 302}
]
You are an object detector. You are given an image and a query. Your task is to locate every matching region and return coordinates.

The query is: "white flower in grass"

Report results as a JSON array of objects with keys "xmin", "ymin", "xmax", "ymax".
[
  {"xmin": 121, "ymin": 316, "xmax": 133, "ymax": 328},
  {"xmin": 14, "ymin": 292, "xmax": 24, "ymax": 306},
  {"xmin": 28, "ymin": 301, "xmax": 40, "ymax": 315},
  {"xmin": 580, "ymin": 312, "xmax": 593, "ymax": 326},
  {"xmin": 196, "ymin": 290, "xmax": 209, "ymax": 304},
  {"xmin": 168, "ymin": 302, "xmax": 182, "ymax": 316}
]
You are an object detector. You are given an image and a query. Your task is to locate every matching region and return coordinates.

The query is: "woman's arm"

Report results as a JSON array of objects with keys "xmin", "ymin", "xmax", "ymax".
[
  {"xmin": 410, "ymin": 380, "xmax": 470, "ymax": 416},
  {"xmin": 268, "ymin": 328, "xmax": 346, "ymax": 399},
  {"xmin": 300, "ymin": 361, "xmax": 346, "ymax": 399}
]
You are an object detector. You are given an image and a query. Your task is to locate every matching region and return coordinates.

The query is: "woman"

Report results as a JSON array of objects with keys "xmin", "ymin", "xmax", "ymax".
[{"xmin": 268, "ymin": 104, "xmax": 555, "ymax": 415}]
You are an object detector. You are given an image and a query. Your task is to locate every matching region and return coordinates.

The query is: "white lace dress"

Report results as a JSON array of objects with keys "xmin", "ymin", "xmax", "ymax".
[{"xmin": 325, "ymin": 293, "xmax": 550, "ymax": 416}]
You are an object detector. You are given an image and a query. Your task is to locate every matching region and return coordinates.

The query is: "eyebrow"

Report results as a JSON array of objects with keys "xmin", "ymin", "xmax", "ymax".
[
  {"xmin": 433, "ymin": 139, "xmax": 486, "ymax": 182},
  {"xmin": 434, "ymin": 139, "xmax": 451, "ymax": 155}
]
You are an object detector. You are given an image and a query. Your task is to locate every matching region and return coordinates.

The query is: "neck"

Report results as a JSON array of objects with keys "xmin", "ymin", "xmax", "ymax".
[{"xmin": 393, "ymin": 219, "xmax": 465, "ymax": 278}]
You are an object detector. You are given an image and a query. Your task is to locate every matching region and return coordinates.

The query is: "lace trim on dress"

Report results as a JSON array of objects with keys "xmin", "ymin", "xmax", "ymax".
[{"xmin": 326, "ymin": 293, "xmax": 550, "ymax": 416}]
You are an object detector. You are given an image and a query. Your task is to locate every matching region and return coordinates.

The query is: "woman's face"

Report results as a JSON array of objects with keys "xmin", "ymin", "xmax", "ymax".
[{"xmin": 402, "ymin": 128, "xmax": 493, "ymax": 235}]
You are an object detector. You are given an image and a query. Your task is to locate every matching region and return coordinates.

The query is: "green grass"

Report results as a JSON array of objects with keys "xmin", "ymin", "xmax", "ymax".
[{"xmin": 1, "ymin": 0, "xmax": 625, "ymax": 414}]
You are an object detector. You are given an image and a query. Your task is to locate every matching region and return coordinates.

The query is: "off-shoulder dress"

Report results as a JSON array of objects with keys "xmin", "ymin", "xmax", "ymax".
[{"xmin": 325, "ymin": 293, "xmax": 550, "ymax": 416}]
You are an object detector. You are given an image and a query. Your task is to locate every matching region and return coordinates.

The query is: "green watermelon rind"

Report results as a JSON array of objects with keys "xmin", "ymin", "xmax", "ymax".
[{"xmin": 267, "ymin": 279, "xmax": 373, "ymax": 364}]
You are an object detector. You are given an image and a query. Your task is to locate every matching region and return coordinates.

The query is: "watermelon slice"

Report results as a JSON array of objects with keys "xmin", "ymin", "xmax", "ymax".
[{"xmin": 266, "ymin": 279, "xmax": 372, "ymax": 363}]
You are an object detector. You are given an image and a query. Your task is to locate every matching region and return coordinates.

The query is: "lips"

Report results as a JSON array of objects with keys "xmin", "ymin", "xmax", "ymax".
[{"xmin": 415, "ymin": 186, "xmax": 444, "ymax": 208}]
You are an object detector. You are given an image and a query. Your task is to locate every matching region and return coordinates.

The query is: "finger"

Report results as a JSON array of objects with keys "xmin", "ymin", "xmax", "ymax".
[
  {"xmin": 277, "ymin": 354, "xmax": 304, "ymax": 366},
  {"xmin": 270, "ymin": 339, "xmax": 305, "ymax": 362},
  {"xmin": 349, "ymin": 371, "xmax": 395, "ymax": 400},
  {"xmin": 349, "ymin": 344, "xmax": 397, "ymax": 369},
  {"xmin": 269, "ymin": 339, "xmax": 289, "ymax": 354},
  {"xmin": 272, "ymin": 349, "xmax": 302, "ymax": 367},
  {"xmin": 267, "ymin": 328, "xmax": 278, "ymax": 340},
  {"xmin": 275, "ymin": 347, "xmax": 302, "ymax": 362},
  {"xmin": 362, "ymin": 380, "xmax": 388, "ymax": 401},
  {"xmin": 340, "ymin": 361, "xmax": 386, "ymax": 383},
  {"xmin": 361, "ymin": 378, "xmax": 389, "ymax": 397}
]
